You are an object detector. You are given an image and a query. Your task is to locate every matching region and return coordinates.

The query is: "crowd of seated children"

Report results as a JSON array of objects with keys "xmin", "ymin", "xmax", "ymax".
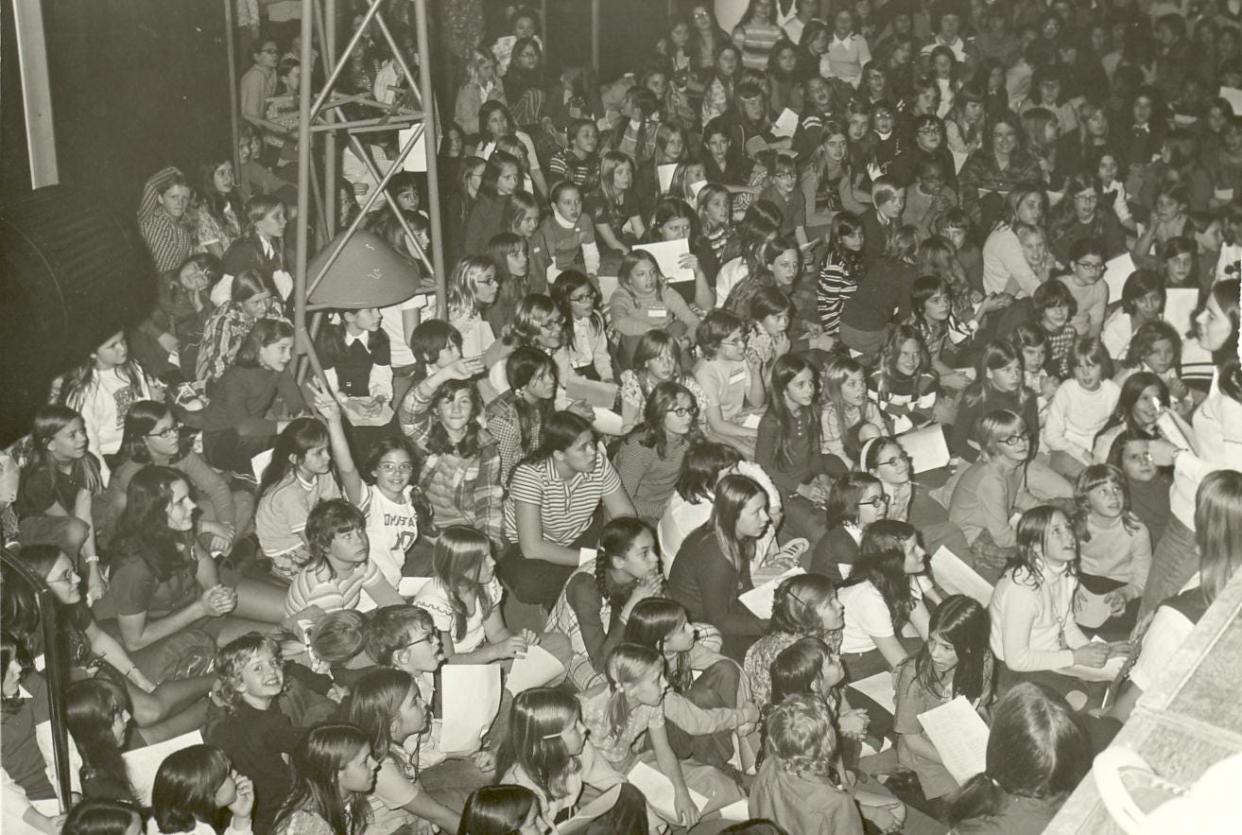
[{"xmin": 7, "ymin": 2, "xmax": 1242, "ymax": 832}]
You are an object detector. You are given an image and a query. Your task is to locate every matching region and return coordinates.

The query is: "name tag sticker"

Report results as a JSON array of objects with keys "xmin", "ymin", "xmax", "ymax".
[
  {"xmin": 647, "ymin": 307, "xmax": 667, "ymax": 318},
  {"xmin": 728, "ymin": 370, "xmax": 747, "ymax": 385}
]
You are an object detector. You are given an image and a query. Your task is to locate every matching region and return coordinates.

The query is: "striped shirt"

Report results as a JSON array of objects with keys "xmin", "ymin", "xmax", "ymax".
[
  {"xmin": 502, "ymin": 447, "xmax": 621, "ymax": 546},
  {"xmin": 285, "ymin": 558, "xmax": 381, "ymax": 617},
  {"xmin": 734, "ymin": 21, "xmax": 784, "ymax": 71}
]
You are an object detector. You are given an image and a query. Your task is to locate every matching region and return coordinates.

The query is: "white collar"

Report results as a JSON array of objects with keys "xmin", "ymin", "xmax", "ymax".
[
  {"xmin": 831, "ymin": 33, "xmax": 854, "ymax": 45},
  {"xmin": 344, "ymin": 330, "xmax": 368, "ymax": 347},
  {"xmin": 553, "ymin": 208, "xmax": 576, "ymax": 229}
]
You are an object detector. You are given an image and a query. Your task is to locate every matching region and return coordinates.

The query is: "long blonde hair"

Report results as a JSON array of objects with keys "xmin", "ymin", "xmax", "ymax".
[{"xmin": 603, "ymin": 644, "xmax": 663, "ymax": 742}]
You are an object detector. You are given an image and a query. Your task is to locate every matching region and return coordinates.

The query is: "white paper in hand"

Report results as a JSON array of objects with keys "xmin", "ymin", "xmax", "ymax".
[
  {"xmin": 439, "ymin": 665, "xmax": 502, "ymax": 754},
  {"xmin": 719, "ymin": 798, "xmax": 751, "ymax": 821},
  {"xmin": 929, "ymin": 547, "xmax": 994, "ymax": 606},
  {"xmin": 505, "ymin": 644, "xmax": 566, "ymax": 695},
  {"xmin": 847, "ymin": 671, "xmax": 897, "ymax": 714},
  {"xmin": 917, "ymin": 696, "xmax": 988, "ymax": 784},
  {"xmin": 634, "ymin": 238, "xmax": 694, "ymax": 283},
  {"xmin": 398, "ymin": 125, "xmax": 429, "ymax": 172},
  {"xmin": 398, "ymin": 576, "xmax": 433, "ymax": 597},
  {"xmin": 772, "ymin": 108, "xmax": 799, "ymax": 138},
  {"xmin": 627, "ymin": 760, "xmax": 706, "ymax": 823},
  {"xmin": 1103, "ymin": 252, "xmax": 1137, "ymax": 300},
  {"xmin": 895, "ymin": 424, "xmax": 950, "ymax": 473},
  {"xmin": 739, "ymin": 567, "xmax": 806, "ymax": 619},
  {"xmin": 125, "ymin": 731, "xmax": 204, "ymax": 805},
  {"xmin": 658, "ymin": 163, "xmax": 678, "ymax": 194},
  {"xmin": 1220, "ymin": 86, "xmax": 1242, "ymax": 114}
]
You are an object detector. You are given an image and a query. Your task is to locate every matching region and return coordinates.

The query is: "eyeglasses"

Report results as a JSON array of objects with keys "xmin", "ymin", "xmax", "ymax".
[
  {"xmin": 542, "ymin": 318, "xmax": 565, "ymax": 331},
  {"xmin": 876, "ymin": 454, "xmax": 908, "ymax": 468},
  {"xmin": 377, "ymin": 462, "xmax": 415, "ymax": 474},
  {"xmin": 146, "ymin": 424, "xmax": 180, "ymax": 440},
  {"xmin": 1075, "ymin": 260, "xmax": 1105, "ymax": 272},
  {"xmin": 476, "ymin": 277, "xmax": 498, "ymax": 287},
  {"xmin": 998, "ymin": 434, "xmax": 1029, "ymax": 447},
  {"xmin": 569, "ymin": 292, "xmax": 595, "ymax": 304},
  {"xmin": 670, "ymin": 406, "xmax": 700, "ymax": 418},
  {"xmin": 402, "ymin": 635, "xmax": 434, "ymax": 650},
  {"xmin": 260, "ymin": 48, "xmax": 279, "ymax": 54},
  {"xmin": 857, "ymin": 494, "xmax": 891, "ymax": 508},
  {"xmin": 720, "ymin": 338, "xmax": 745, "ymax": 348}
]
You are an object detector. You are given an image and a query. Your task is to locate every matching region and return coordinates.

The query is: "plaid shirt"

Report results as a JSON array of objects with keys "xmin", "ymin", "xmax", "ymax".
[
  {"xmin": 417, "ymin": 430, "xmax": 505, "ymax": 546},
  {"xmin": 484, "ymin": 391, "xmax": 544, "ymax": 486}
]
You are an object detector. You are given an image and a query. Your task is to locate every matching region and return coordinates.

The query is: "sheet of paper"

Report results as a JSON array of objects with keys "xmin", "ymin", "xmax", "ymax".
[
  {"xmin": 398, "ymin": 576, "xmax": 432, "ymax": 597},
  {"xmin": 719, "ymin": 798, "xmax": 751, "ymax": 821},
  {"xmin": 847, "ymin": 671, "xmax": 896, "ymax": 715},
  {"xmin": 895, "ymin": 424, "xmax": 950, "ymax": 473},
  {"xmin": 439, "ymin": 665, "xmax": 502, "ymax": 754},
  {"xmin": 566, "ymin": 377, "xmax": 619, "ymax": 409},
  {"xmin": 658, "ymin": 163, "xmax": 678, "ymax": 194},
  {"xmin": 1220, "ymin": 86, "xmax": 1242, "ymax": 114},
  {"xmin": 578, "ymin": 547, "xmax": 598, "ymax": 567},
  {"xmin": 772, "ymin": 107, "xmax": 799, "ymax": 138},
  {"xmin": 1163, "ymin": 288, "xmax": 1199, "ymax": 336},
  {"xmin": 688, "ymin": 179, "xmax": 707, "ymax": 201},
  {"xmin": 398, "ymin": 125, "xmax": 429, "ymax": 172},
  {"xmin": 1060, "ymin": 653, "xmax": 1125, "ymax": 682},
  {"xmin": 597, "ymin": 273, "xmax": 619, "ymax": 304},
  {"xmin": 31, "ymin": 798, "xmax": 62, "ymax": 817},
  {"xmin": 505, "ymin": 644, "xmax": 566, "ymax": 695},
  {"xmin": 591, "ymin": 408, "xmax": 624, "ymax": 436},
  {"xmin": 1215, "ymin": 188, "xmax": 1235, "ymax": 202},
  {"xmin": 739, "ymin": 567, "xmax": 806, "ymax": 619},
  {"xmin": 560, "ymin": 786, "xmax": 624, "ymax": 834},
  {"xmin": 929, "ymin": 546, "xmax": 994, "ymax": 606},
  {"xmin": 251, "ymin": 448, "xmax": 273, "ymax": 482},
  {"xmin": 1103, "ymin": 252, "xmax": 1137, "ymax": 300},
  {"xmin": 634, "ymin": 238, "xmax": 694, "ymax": 284},
  {"xmin": 917, "ymin": 696, "xmax": 989, "ymax": 784},
  {"xmin": 741, "ymin": 412, "xmax": 762, "ymax": 429},
  {"xmin": 125, "ymin": 731, "xmax": 204, "ymax": 805},
  {"xmin": 627, "ymin": 760, "xmax": 707, "ymax": 822},
  {"xmin": 951, "ymin": 149, "xmax": 969, "ymax": 175}
]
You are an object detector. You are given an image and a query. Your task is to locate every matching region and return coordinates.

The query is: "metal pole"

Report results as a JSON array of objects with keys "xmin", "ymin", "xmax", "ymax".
[
  {"xmin": 223, "ymin": 0, "xmax": 240, "ymax": 181},
  {"xmin": 12, "ymin": 0, "xmax": 59, "ymax": 187},
  {"xmin": 412, "ymin": 0, "xmax": 447, "ymax": 315},
  {"xmin": 323, "ymin": 0, "xmax": 337, "ymax": 236},
  {"xmin": 591, "ymin": 0, "xmax": 600, "ymax": 76},
  {"xmin": 294, "ymin": 0, "xmax": 316, "ymax": 357}
]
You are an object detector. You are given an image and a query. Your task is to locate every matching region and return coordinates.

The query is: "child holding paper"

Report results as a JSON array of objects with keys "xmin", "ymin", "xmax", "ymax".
[
  {"xmin": 498, "ymin": 689, "xmax": 650, "ymax": 831},
  {"xmin": 414, "ymin": 525, "xmax": 569, "ymax": 672},
  {"xmin": 893, "ymin": 596, "xmax": 995, "ymax": 809},
  {"xmin": 579, "ymin": 644, "xmax": 746, "ymax": 826},
  {"xmin": 529, "ymin": 182, "xmax": 600, "ymax": 282},
  {"xmin": 1072, "ymin": 465, "xmax": 1151, "ymax": 631},
  {"xmin": 608, "ymin": 250, "xmax": 701, "ymax": 344},
  {"xmin": 344, "ymin": 669, "xmax": 462, "ymax": 834}
]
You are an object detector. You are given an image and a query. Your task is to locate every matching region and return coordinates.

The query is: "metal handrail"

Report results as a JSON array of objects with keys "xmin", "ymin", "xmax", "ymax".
[{"xmin": 1, "ymin": 546, "xmax": 73, "ymax": 808}]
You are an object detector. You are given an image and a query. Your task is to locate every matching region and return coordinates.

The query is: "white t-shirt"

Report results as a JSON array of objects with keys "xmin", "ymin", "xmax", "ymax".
[
  {"xmin": 361, "ymin": 484, "xmax": 420, "ymax": 586},
  {"xmin": 381, "ymin": 294, "xmax": 430, "ymax": 368},
  {"xmin": 413, "ymin": 575, "xmax": 504, "ymax": 654},
  {"xmin": 839, "ymin": 578, "xmax": 923, "ymax": 655}
]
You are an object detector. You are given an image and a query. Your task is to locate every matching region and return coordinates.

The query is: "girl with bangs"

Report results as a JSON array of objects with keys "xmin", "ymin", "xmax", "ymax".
[
  {"xmin": 344, "ymin": 669, "xmax": 463, "ymax": 834},
  {"xmin": 485, "ymin": 232, "xmax": 534, "ymax": 336},
  {"xmin": 483, "ymin": 346, "xmax": 558, "ymax": 485},
  {"xmin": 551, "ymin": 270, "xmax": 612, "ymax": 383},
  {"xmin": 95, "ymin": 466, "xmax": 285, "ymax": 651},
  {"xmin": 579, "ymin": 644, "xmax": 746, "ymax": 827},
  {"xmin": 743, "ymin": 573, "xmax": 845, "ymax": 709},
  {"xmin": 584, "ymin": 151, "xmax": 644, "ymax": 259},
  {"xmin": 989, "ymin": 506, "xmax": 1117, "ymax": 696},
  {"xmin": 609, "ymin": 250, "xmax": 701, "ymax": 357},
  {"xmin": 456, "ymin": 785, "xmax": 541, "ymax": 835},
  {"xmin": 810, "ymin": 472, "xmax": 888, "ymax": 582},
  {"xmin": 148, "ymin": 745, "xmax": 254, "ymax": 835},
  {"xmin": 870, "ymin": 324, "xmax": 941, "ymax": 434},
  {"xmin": 412, "ymin": 525, "xmax": 558, "ymax": 668},
  {"xmin": 498, "ymin": 688, "xmax": 648, "ymax": 832},
  {"xmin": 837, "ymin": 519, "xmax": 937, "ymax": 679},
  {"xmin": 396, "ymin": 320, "xmax": 484, "ymax": 443},
  {"xmin": 950, "ymin": 339, "xmax": 1041, "ymax": 463},
  {"xmin": 617, "ymin": 330, "xmax": 708, "ymax": 435},
  {"xmin": 1072, "ymin": 464, "xmax": 1151, "ymax": 632},
  {"xmin": 65, "ymin": 678, "xmax": 138, "ymax": 804},
  {"xmin": 624, "ymin": 597, "xmax": 756, "ymax": 772},
  {"xmin": 316, "ymin": 393, "xmax": 426, "ymax": 587},
  {"xmin": 819, "ymin": 355, "xmax": 886, "ymax": 466},
  {"xmin": 415, "ymin": 379, "xmax": 505, "ymax": 547},
  {"xmin": 615, "ymin": 382, "xmax": 703, "ymax": 523},
  {"xmin": 196, "ymin": 269, "xmax": 284, "ymax": 388},
  {"xmin": 669, "ymin": 474, "xmax": 773, "ymax": 660},
  {"xmin": 444, "ymin": 256, "xmax": 502, "ymax": 363},
  {"xmin": 757, "ymin": 354, "xmax": 843, "ymax": 542},
  {"xmin": 949, "ymin": 409, "xmax": 1071, "ymax": 583},
  {"xmin": 645, "ymin": 196, "xmax": 720, "ymax": 311},
  {"xmin": 860, "ymin": 435, "xmax": 970, "ymax": 558},
  {"xmin": 464, "ymin": 150, "xmax": 523, "ymax": 255},
  {"xmin": 254, "ymin": 417, "xmax": 339, "ymax": 581},
  {"xmin": 894, "ymin": 596, "xmax": 995, "ymax": 809},
  {"xmin": 1091, "ymin": 371, "xmax": 1167, "ymax": 465},
  {"xmin": 272, "ymin": 724, "xmax": 376, "ymax": 835}
]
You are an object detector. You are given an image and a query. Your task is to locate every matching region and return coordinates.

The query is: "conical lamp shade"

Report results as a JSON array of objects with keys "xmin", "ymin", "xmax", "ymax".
[{"xmin": 307, "ymin": 230, "xmax": 421, "ymax": 309}]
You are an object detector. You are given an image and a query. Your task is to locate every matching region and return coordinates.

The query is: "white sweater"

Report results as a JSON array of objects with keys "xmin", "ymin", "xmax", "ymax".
[
  {"xmin": 1042, "ymin": 378, "xmax": 1120, "ymax": 463},
  {"xmin": 990, "ymin": 563, "xmax": 1087, "ymax": 672}
]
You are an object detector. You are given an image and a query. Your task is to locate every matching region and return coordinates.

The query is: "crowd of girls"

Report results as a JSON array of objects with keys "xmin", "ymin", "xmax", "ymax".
[{"xmin": 6, "ymin": 1, "xmax": 1242, "ymax": 833}]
